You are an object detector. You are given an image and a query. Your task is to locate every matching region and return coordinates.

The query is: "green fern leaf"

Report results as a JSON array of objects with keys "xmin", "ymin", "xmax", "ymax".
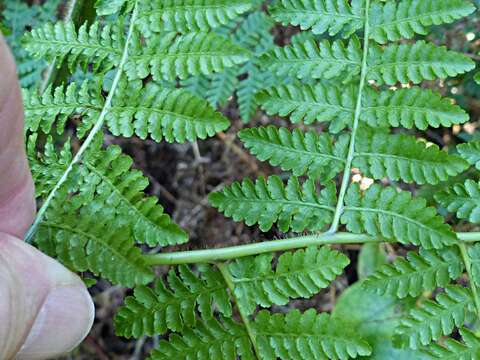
[
  {"xmin": 436, "ymin": 180, "xmax": 480, "ymax": 223},
  {"xmin": 238, "ymin": 126, "xmax": 348, "ymax": 181},
  {"xmin": 468, "ymin": 243, "xmax": 480, "ymax": 288},
  {"xmin": 109, "ymin": 81, "xmax": 231, "ymax": 142},
  {"xmin": 256, "ymin": 82, "xmax": 356, "ymax": 132},
  {"xmin": 24, "ymin": 21, "xmax": 123, "ymax": 72},
  {"xmin": 115, "ymin": 264, "xmax": 231, "ymax": 337},
  {"xmin": 204, "ymin": 67, "xmax": 239, "ymax": 107},
  {"xmin": 362, "ymin": 87, "xmax": 469, "ymax": 130},
  {"xmin": 370, "ymin": 0, "xmax": 476, "ymax": 44},
  {"xmin": 458, "ymin": 140, "xmax": 480, "ymax": 170},
  {"xmin": 368, "ymin": 41, "xmax": 475, "ymax": 85},
  {"xmin": 148, "ymin": 317, "xmax": 255, "ymax": 360},
  {"xmin": 253, "ymin": 309, "xmax": 372, "ymax": 360},
  {"xmin": 237, "ymin": 62, "xmax": 264, "ymax": 122},
  {"xmin": 30, "ymin": 137, "xmax": 188, "ymax": 248},
  {"xmin": 362, "ymin": 247, "xmax": 464, "ymax": 298},
  {"xmin": 394, "ymin": 285, "xmax": 474, "ymax": 349},
  {"xmin": 269, "ymin": 0, "xmax": 364, "ymax": 38},
  {"xmin": 227, "ymin": 246, "xmax": 349, "ymax": 315},
  {"xmin": 353, "ymin": 127, "xmax": 469, "ymax": 185},
  {"xmin": 125, "ymin": 32, "xmax": 250, "ymax": 81},
  {"xmin": 37, "ymin": 197, "xmax": 154, "ymax": 287},
  {"xmin": 137, "ymin": 0, "xmax": 253, "ymax": 35},
  {"xmin": 259, "ymin": 37, "xmax": 362, "ymax": 81},
  {"xmin": 341, "ymin": 183, "xmax": 457, "ymax": 249},
  {"xmin": 422, "ymin": 328, "xmax": 480, "ymax": 359},
  {"xmin": 208, "ymin": 176, "xmax": 336, "ymax": 232},
  {"xmin": 24, "ymin": 81, "xmax": 230, "ymax": 143}
]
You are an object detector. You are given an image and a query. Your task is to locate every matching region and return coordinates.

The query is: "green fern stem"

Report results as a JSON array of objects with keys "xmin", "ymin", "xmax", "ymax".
[
  {"xmin": 217, "ymin": 262, "xmax": 261, "ymax": 359},
  {"xmin": 459, "ymin": 242, "xmax": 480, "ymax": 320},
  {"xmin": 144, "ymin": 232, "xmax": 480, "ymax": 265},
  {"xmin": 24, "ymin": 1, "xmax": 140, "ymax": 243},
  {"xmin": 329, "ymin": 0, "xmax": 371, "ymax": 232}
]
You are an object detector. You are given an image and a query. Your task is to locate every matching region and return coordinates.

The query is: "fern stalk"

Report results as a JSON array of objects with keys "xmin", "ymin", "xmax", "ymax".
[
  {"xmin": 459, "ymin": 243, "xmax": 480, "ymax": 319},
  {"xmin": 144, "ymin": 232, "xmax": 480, "ymax": 265},
  {"xmin": 329, "ymin": 0, "xmax": 370, "ymax": 232},
  {"xmin": 25, "ymin": 1, "xmax": 140, "ymax": 243},
  {"xmin": 217, "ymin": 262, "xmax": 261, "ymax": 359}
]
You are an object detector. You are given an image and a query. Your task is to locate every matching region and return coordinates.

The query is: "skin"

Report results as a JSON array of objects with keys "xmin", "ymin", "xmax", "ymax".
[{"xmin": 0, "ymin": 36, "xmax": 94, "ymax": 359}]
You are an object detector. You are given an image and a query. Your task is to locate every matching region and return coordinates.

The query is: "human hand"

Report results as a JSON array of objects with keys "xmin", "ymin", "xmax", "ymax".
[{"xmin": 0, "ymin": 36, "xmax": 94, "ymax": 359}]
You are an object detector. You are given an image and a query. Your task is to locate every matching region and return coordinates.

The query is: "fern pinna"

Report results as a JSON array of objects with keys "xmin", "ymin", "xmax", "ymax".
[{"xmin": 18, "ymin": 0, "xmax": 480, "ymax": 358}]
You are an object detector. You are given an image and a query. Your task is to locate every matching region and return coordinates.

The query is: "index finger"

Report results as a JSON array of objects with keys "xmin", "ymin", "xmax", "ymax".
[{"xmin": 0, "ymin": 35, "xmax": 35, "ymax": 238}]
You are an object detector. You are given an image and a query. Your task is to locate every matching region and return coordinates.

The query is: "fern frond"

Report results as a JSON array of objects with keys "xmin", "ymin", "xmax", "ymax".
[
  {"xmin": 148, "ymin": 317, "xmax": 254, "ymax": 360},
  {"xmin": 259, "ymin": 37, "xmax": 362, "ymax": 81},
  {"xmin": 469, "ymin": 243, "xmax": 480, "ymax": 288},
  {"xmin": 24, "ymin": 82, "xmax": 103, "ymax": 137},
  {"xmin": 370, "ymin": 0, "xmax": 476, "ymax": 43},
  {"xmin": 109, "ymin": 81, "xmax": 231, "ymax": 142},
  {"xmin": 253, "ymin": 309, "xmax": 372, "ymax": 360},
  {"xmin": 436, "ymin": 180, "xmax": 480, "ymax": 223},
  {"xmin": 30, "ymin": 137, "xmax": 188, "ymax": 248},
  {"xmin": 238, "ymin": 126, "xmax": 348, "ymax": 181},
  {"xmin": 362, "ymin": 247, "xmax": 464, "ymax": 298},
  {"xmin": 269, "ymin": 0, "xmax": 364, "ymax": 38},
  {"xmin": 125, "ymin": 32, "xmax": 250, "ymax": 81},
  {"xmin": 37, "ymin": 198, "xmax": 154, "ymax": 287},
  {"xmin": 137, "ymin": 0, "xmax": 253, "ymax": 35},
  {"xmin": 24, "ymin": 21, "xmax": 123, "ymax": 72},
  {"xmin": 362, "ymin": 87, "xmax": 469, "ymax": 130},
  {"xmin": 24, "ymin": 81, "xmax": 231, "ymax": 143},
  {"xmin": 458, "ymin": 140, "xmax": 480, "ymax": 170},
  {"xmin": 227, "ymin": 246, "xmax": 349, "ymax": 315},
  {"xmin": 204, "ymin": 67, "xmax": 239, "ymax": 107},
  {"xmin": 353, "ymin": 127, "xmax": 469, "ymax": 185},
  {"xmin": 115, "ymin": 265, "xmax": 231, "ymax": 337},
  {"xmin": 368, "ymin": 41, "xmax": 475, "ymax": 85},
  {"xmin": 256, "ymin": 82, "xmax": 356, "ymax": 132},
  {"xmin": 208, "ymin": 176, "xmax": 336, "ymax": 232},
  {"xmin": 237, "ymin": 63, "xmax": 264, "ymax": 122},
  {"xmin": 394, "ymin": 285, "xmax": 474, "ymax": 349},
  {"xmin": 341, "ymin": 184, "xmax": 457, "ymax": 249},
  {"xmin": 422, "ymin": 328, "xmax": 480, "ymax": 359}
]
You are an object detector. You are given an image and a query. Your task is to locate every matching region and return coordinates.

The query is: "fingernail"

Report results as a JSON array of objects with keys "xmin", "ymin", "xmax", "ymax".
[{"xmin": 16, "ymin": 286, "xmax": 95, "ymax": 360}]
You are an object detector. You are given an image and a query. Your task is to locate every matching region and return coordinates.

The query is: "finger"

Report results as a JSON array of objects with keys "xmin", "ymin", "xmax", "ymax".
[
  {"xmin": 0, "ymin": 35, "xmax": 36, "ymax": 238},
  {"xmin": 0, "ymin": 233, "xmax": 95, "ymax": 360}
]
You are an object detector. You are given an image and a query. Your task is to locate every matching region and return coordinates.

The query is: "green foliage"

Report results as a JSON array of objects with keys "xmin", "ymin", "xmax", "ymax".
[
  {"xmin": 369, "ymin": 0, "xmax": 476, "ymax": 43},
  {"xmin": 227, "ymin": 246, "xmax": 349, "ymax": 315},
  {"xmin": 363, "ymin": 247, "xmax": 464, "ymax": 298},
  {"xmin": 149, "ymin": 317, "xmax": 254, "ymax": 360},
  {"xmin": 353, "ymin": 127, "xmax": 469, "ymax": 185},
  {"xmin": 367, "ymin": 41, "xmax": 475, "ymax": 85},
  {"xmin": 239, "ymin": 126, "xmax": 348, "ymax": 181},
  {"xmin": 341, "ymin": 184, "xmax": 457, "ymax": 249},
  {"xmin": 458, "ymin": 140, "xmax": 480, "ymax": 169},
  {"xmin": 137, "ymin": 0, "xmax": 253, "ymax": 35},
  {"xmin": 254, "ymin": 309, "xmax": 372, "ymax": 360},
  {"xmin": 436, "ymin": 179, "xmax": 480, "ymax": 222},
  {"xmin": 18, "ymin": 0, "xmax": 480, "ymax": 358},
  {"xmin": 209, "ymin": 176, "xmax": 336, "ymax": 232},
  {"xmin": 24, "ymin": 80, "xmax": 230, "ymax": 142},
  {"xmin": 29, "ymin": 136, "xmax": 187, "ymax": 286},
  {"xmin": 422, "ymin": 328, "xmax": 480, "ymax": 359},
  {"xmin": 115, "ymin": 265, "xmax": 231, "ymax": 337},
  {"xmin": 269, "ymin": 0, "xmax": 364, "ymax": 37},
  {"xmin": 1, "ymin": 0, "xmax": 61, "ymax": 87},
  {"xmin": 395, "ymin": 286, "xmax": 475, "ymax": 349}
]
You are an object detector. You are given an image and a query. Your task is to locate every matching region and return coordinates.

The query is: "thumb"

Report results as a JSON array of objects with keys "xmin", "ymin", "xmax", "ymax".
[{"xmin": 0, "ymin": 233, "xmax": 95, "ymax": 360}]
